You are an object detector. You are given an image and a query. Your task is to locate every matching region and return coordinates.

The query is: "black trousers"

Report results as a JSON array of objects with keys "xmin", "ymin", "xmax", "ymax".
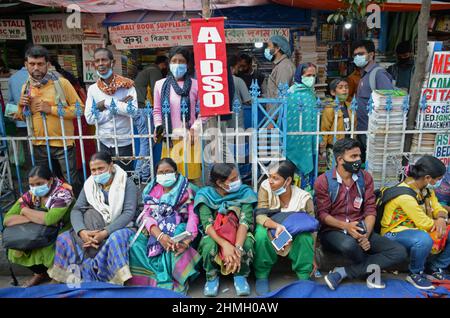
[{"xmin": 319, "ymin": 230, "xmax": 407, "ymax": 279}]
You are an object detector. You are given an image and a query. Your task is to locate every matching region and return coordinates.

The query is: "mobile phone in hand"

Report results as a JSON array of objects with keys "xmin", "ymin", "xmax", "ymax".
[
  {"xmin": 357, "ymin": 220, "xmax": 367, "ymax": 235},
  {"xmin": 271, "ymin": 230, "xmax": 292, "ymax": 251}
]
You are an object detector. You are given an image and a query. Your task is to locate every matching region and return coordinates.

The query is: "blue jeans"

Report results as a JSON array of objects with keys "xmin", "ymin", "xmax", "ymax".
[
  {"xmin": 385, "ymin": 230, "xmax": 450, "ymax": 274},
  {"xmin": 133, "ymin": 109, "xmax": 161, "ymax": 179}
]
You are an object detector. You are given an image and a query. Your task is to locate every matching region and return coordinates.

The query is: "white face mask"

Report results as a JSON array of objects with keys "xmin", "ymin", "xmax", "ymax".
[
  {"xmin": 225, "ymin": 179, "xmax": 242, "ymax": 193},
  {"xmin": 273, "ymin": 179, "xmax": 288, "ymax": 196}
]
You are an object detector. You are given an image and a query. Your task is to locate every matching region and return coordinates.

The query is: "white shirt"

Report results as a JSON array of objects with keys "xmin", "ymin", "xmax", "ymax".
[{"xmin": 85, "ymin": 82, "xmax": 138, "ymax": 148}]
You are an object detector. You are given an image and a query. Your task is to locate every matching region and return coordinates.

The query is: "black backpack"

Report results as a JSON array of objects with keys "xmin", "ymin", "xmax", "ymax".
[{"xmin": 373, "ymin": 184, "xmax": 421, "ymax": 234}]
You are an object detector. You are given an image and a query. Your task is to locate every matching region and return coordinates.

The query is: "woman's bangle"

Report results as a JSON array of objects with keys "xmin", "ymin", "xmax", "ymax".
[{"xmin": 156, "ymin": 232, "xmax": 165, "ymax": 242}]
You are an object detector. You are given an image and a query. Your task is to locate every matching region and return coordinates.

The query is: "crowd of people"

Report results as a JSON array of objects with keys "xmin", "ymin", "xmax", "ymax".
[
  {"xmin": 3, "ymin": 140, "xmax": 449, "ymax": 295},
  {"xmin": 3, "ymin": 37, "xmax": 447, "ymax": 296}
]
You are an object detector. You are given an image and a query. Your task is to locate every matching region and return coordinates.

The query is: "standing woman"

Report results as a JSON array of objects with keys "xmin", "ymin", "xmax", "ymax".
[
  {"xmin": 3, "ymin": 165, "xmax": 74, "ymax": 287},
  {"xmin": 153, "ymin": 47, "xmax": 202, "ymax": 181},
  {"xmin": 194, "ymin": 163, "xmax": 257, "ymax": 297},
  {"xmin": 48, "ymin": 152, "xmax": 138, "ymax": 285},
  {"xmin": 128, "ymin": 158, "xmax": 201, "ymax": 294},
  {"xmin": 286, "ymin": 63, "xmax": 321, "ymax": 187}
]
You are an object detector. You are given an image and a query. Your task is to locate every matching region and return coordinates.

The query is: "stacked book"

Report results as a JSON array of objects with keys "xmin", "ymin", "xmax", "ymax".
[
  {"xmin": 410, "ymin": 133, "xmax": 436, "ymax": 154},
  {"xmin": 366, "ymin": 90, "xmax": 408, "ymax": 188},
  {"xmin": 58, "ymin": 55, "xmax": 78, "ymax": 78}
]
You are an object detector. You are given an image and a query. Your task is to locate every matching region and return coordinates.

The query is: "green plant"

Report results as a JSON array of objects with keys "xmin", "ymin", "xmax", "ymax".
[{"xmin": 327, "ymin": 0, "xmax": 387, "ymax": 24}]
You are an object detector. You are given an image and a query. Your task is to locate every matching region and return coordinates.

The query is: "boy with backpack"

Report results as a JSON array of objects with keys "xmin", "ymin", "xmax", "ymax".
[{"xmin": 314, "ymin": 138, "xmax": 407, "ymax": 290}]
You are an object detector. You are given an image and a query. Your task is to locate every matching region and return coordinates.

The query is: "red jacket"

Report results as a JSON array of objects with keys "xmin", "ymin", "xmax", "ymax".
[{"xmin": 314, "ymin": 168, "xmax": 377, "ymax": 232}]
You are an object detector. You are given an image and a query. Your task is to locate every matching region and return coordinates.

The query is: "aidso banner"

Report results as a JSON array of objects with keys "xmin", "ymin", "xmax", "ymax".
[{"xmin": 191, "ymin": 17, "xmax": 230, "ymax": 117}]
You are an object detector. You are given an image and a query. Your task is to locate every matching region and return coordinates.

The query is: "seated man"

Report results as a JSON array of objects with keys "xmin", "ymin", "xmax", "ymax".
[{"xmin": 314, "ymin": 138, "xmax": 407, "ymax": 290}]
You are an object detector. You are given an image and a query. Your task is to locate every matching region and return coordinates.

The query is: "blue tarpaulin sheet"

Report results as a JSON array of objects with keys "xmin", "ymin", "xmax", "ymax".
[
  {"xmin": 0, "ymin": 279, "xmax": 448, "ymax": 298},
  {"xmin": 260, "ymin": 279, "xmax": 450, "ymax": 298},
  {"xmin": 0, "ymin": 282, "xmax": 186, "ymax": 298}
]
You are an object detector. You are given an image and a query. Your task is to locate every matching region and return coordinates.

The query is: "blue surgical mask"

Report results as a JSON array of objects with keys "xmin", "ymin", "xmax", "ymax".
[
  {"xmin": 156, "ymin": 173, "xmax": 177, "ymax": 188},
  {"xmin": 302, "ymin": 76, "xmax": 316, "ymax": 88},
  {"xmin": 427, "ymin": 179, "xmax": 443, "ymax": 190},
  {"xmin": 30, "ymin": 183, "xmax": 50, "ymax": 197},
  {"xmin": 170, "ymin": 63, "xmax": 187, "ymax": 79},
  {"xmin": 354, "ymin": 55, "xmax": 369, "ymax": 68},
  {"xmin": 96, "ymin": 68, "xmax": 113, "ymax": 80},
  {"xmin": 94, "ymin": 171, "xmax": 112, "ymax": 185},
  {"xmin": 273, "ymin": 183, "xmax": 287, "ymax": 197},
  {"xmin": 225, "ymin": 179, "xmax": 242, "ymax": 193},
  {"xmin": 264, "ymin": 48, "xmax": 274, "ymax": 61}
]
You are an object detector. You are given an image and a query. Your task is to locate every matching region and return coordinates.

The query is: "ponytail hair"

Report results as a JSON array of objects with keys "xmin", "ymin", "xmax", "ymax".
[{"xmin": 408, "ymin": 155, "xmax": 446, "ymax": 179}]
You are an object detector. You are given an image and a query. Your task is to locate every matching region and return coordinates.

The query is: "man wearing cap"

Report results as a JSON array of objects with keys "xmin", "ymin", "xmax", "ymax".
[{"xmin": 264, "ymin": 35, "xmax": 296, "ymax": 102}]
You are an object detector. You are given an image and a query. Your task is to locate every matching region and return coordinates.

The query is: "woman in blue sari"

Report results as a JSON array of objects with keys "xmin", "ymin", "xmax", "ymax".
[
  {"xmin": 286, "ymin": 63, "xmax": 321, "ymax": 188},
  {"xmin": 128, "ymin": 158, "xmax": 201, "ymax": 294}
]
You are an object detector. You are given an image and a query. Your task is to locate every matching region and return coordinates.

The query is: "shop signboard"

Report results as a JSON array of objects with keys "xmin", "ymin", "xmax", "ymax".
[
  {"xmin": 109, "ymin": 21, "xmax": 289, "ymax": 49},
  {"xmin": 0, "ymin": 19, "xmax": 26, "ymax": 40},
  {"xmin": 420, "ymin": 51, "xmax": 450, "ymax": 130},
  {"xmin": 435, "ymin": 133, "xmax": 450, "ymax": 167},
  {"xmin": 82, "ymin": 38, "xmax": 105, "ymax": 82}
]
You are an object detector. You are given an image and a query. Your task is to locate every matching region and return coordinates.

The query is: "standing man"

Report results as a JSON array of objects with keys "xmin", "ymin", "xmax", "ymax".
[
  {"xmin": 264, "ymin": 35, "xmax": 296, "ymax": 101},
  {"xmin": 387, "ymin": 41, "xmax": 415, "ymax": 93},
  {"xmin": 134, "ymin": 55, "xmax": 168, "ymax": 108},
  {"xmin": 84, "ymin": 47, "xmax": 138, "ymax": 172},
  {"xmin": 17, "ymin": 45, "xmax": 84, "ymax": 195},
  {"xmin": 133, "ymin": 55, "xmax": 168, "ymax": 180},
  {"xmin": 314, "ymin": 138, "xmax": 407, "ymax": 290},
  {"xmin": 353, "ymin": 40, "xmax": 394, "ymax": 162},
  {"xmin": 237, "ymin": 53, "xmax": 265, "ymax": 91}
]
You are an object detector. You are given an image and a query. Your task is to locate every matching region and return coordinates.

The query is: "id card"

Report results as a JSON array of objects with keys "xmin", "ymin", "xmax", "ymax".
[{"xmin": 354, "ymin": 197, "xmax": 363, "ymax": 209}]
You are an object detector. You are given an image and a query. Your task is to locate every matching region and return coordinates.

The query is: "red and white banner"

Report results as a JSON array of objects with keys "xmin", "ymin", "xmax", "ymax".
[{"xmin": 191, "ymin": 17, "xmax": 231, "ymax": 117}]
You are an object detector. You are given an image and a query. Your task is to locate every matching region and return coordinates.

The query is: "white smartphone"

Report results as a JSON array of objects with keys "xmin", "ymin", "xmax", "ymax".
[
  {"xmin": 271, "ymin": 229, "xmax": 292, "ymax": 251},
  {"xmin": 171, "ymin": 231, "xmax": 192, "ymax": 243}
]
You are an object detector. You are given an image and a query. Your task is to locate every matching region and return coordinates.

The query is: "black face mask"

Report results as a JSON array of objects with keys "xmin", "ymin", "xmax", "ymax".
[
  {"xmin": 342, "ymin": 159, "xmax": 362, "ymax": 174},
  {"xmin": 398, "ymin": 57, "xmax": 411, "ymax": 65}
]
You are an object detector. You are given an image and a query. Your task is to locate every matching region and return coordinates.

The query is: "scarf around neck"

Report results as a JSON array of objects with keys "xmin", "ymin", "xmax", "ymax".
[
  {"xmin": 160, "ymin": 74, "xmax": 192, "ymax": 133},
  {"xmin": 96, "ymin": 73, "xmax": 134, "ymax": 96},
  {"xmin": 28, "ymin": 71, "xmax": 59, "ymax": 88}
]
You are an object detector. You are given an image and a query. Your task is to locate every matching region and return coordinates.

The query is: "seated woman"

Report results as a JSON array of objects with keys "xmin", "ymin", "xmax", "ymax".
[
  {"xmin": 381, "ymin": 155, "xmax": 450, "ymax": 290},
  {"xmin": 128, "ymin": 158, "xmax": 201, "ymax": 294},
  {"xmin": 194, "ymin": 163, "xmax": 257, "ymax": 297},
  {"xmin": 254, "ymin": 160, "xmax": 317, "ymax": 295},
  {"xmin": 48, "ymin": 152, "xmax": 138, "ymax": 285},
  {"xmin": 3, "ymin": 165, "xmax": 74, "ymax": 287}
]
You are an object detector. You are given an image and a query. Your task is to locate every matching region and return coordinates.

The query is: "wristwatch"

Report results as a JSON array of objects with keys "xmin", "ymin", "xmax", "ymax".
[{"xmin": 235, "ymin": 245, "xmax": 244, "ymax": 253}]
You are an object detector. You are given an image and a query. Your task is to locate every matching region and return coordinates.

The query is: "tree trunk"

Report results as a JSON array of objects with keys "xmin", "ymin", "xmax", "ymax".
[{"xmin": 404, "ymin": 0, "xmax": 431, "ymax": 152}]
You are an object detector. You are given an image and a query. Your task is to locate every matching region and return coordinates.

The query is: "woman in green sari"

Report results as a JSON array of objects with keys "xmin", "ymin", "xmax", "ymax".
[
  {"xmin": 194, "ymin": 163, "xmax": 257, "ymax": 297},
  {"xmin": 3, "ymin": 165, "xmax": 74, "ymax": 287}
]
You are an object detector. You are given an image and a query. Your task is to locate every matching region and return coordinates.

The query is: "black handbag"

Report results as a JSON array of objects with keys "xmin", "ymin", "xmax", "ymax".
[{"xmin": 2, "ymin": 223, "xmax": 59, "ymax": 251}]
